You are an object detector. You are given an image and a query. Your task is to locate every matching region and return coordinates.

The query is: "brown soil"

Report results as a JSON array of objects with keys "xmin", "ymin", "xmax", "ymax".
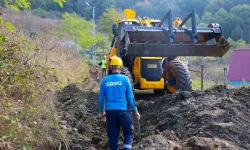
[
  {"xmin": 136, "ymin": 86, "xmax": 250, "ymax": 149},
  {"xmin": 56, "ymin": 78, "xmax": 107, "ymax": 150},
  {"xmin": 0, "ymin": 140, "xmax": 14, "ymax": 150},
  {"xmin": 89, "ymin": 65, "xmax": 103, "ymax": 82},
  {"xmin": 56, "ymin": 75, "xmax": 250, "ymax": 150}
]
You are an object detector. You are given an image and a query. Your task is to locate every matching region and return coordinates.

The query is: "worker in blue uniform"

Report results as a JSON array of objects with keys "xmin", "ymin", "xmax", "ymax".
[{"xmin": 99, "ymin": 55, "xmax": 140, "ymax": 150}]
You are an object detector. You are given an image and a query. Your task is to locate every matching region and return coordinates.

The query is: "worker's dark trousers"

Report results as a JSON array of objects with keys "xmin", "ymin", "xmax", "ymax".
[
  {"xmin": 106, "ymin": 110, "xmax": 134, "ymax": 150},
  {"xmin": 102, "ymin": 68, "xmax": 106, "ymax": 78}
]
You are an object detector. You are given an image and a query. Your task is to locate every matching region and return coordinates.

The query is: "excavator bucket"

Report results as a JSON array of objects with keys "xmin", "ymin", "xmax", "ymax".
[{"xmin": 122, "ymin": 10, "xmax": 230, "ymax": 57}]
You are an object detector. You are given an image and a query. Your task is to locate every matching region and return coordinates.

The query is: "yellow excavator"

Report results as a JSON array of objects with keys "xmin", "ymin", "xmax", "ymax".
[{"xmin": 106, "ymin": 9, "xmax": 230, "ymax": 95}]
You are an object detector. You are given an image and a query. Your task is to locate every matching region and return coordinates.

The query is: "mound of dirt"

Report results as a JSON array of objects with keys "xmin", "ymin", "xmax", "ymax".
[
  {"xmin": 136, "ymin": 86, "xmax": 250, "ymax": 149},
  {"xmin": 80, "ymin": 77, "xmax": 100, "ymax": 92},
  {"xmin": 133, "ymin": 131, "xmax": 181, "ymax": 150},
  {"xmin": 181, "ymin": 136, "xmax": 243, "ymax": 150},
  {"xmin": 56, "ymin": 76, "xmax": 250, "ymax": 150},
  {"xmin": 133, "ymin": 132, "xmax": 241, "ymax": 150},
  {"xmin": 56, "ymin": 78, "xmax": 108, "ymax": 150}
]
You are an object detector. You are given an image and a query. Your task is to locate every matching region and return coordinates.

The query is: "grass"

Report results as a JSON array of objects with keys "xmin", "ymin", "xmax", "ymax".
[
  {"xmin": 0, "ymin": 33, "xmax": 89, "ymax": 149},
  {"xmin": 192, "ymin": 78, "xmax": 221, "ymax": 91},
  {"xmin": 36, "ymin": 35, "xmax": 90, "ymax": 88}
]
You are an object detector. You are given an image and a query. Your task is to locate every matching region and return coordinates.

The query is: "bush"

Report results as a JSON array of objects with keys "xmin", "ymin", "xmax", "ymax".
[
  {"xmin": 0, "ymin": 16, "xmax": 90, "ymax": 149},
  {"xmin": 0, "ymin": 19, "xmax": 64, "ymax": 149}
]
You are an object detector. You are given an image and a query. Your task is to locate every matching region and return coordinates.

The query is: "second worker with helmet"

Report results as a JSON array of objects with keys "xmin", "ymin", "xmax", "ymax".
[
  {"xmin": 99, "ymin": 55, "xmax": 140, "ymax": 150},
  {"xmin": 99, "ymin": 55, "xmax": 107, "ymax": 78}
]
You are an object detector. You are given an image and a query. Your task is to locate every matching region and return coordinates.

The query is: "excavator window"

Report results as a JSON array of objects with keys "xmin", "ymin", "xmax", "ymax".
[
  {"xmin": 151, "ymin": 22, "xmax": 160, "ymax": 27},
  {"xmin": 124, "ymin": 22, "xmax": 133, "ymax": 25},
  {"xmin": 122, "ymin": 21, "xmax": 140, "ymax": 26}
]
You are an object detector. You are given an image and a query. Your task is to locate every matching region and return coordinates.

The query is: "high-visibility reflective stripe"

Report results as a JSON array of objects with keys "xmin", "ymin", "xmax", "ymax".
[{"xmin": 123, "ymin": 144, "xmax": 132, "ymax": 149}]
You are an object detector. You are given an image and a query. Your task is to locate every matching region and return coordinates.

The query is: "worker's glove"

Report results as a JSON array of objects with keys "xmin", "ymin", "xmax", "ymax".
[
  {"xmin": 101, "ymin": 112, "xmax": 106, "ymax": 121},
  {"xmin": 135, "ymin": 110, "xmax": 140, "ymax": 120}
]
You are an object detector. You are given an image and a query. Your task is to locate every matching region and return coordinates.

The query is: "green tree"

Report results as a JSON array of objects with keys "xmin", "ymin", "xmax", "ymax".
[
  {"xmin": 200, "ymin": 9, "xmax": 234, "ymax": 38},
  {"xmin": 98, "ymin": 8, "xmax": 122, "ymax": 41},
  {"xmin": 224, "ymin": 0, "xmax": 250, "ymax": 11},
  {"xmin": 229, "ymin": 4, "xmax": 250, "ymax": 26},
  {"xmin": 198, "ymin": 22, "xmax": 207, "ymax": 27},
  {"xmin": 29, "ymin": 0, "xmax": 52, "ymax": 10},
  {"xmin": 3, "ymin": 0, "xmax": 31, "ymax": 11},
  {"xmin": 132, "ymin": 0, "xmax": 154, "ymax": 18},
  {"xmin": 228, "ymin": 37, "xmax": 248, "ymax": 48},
  {"xmin": 56, "ymin": 12, "xmax": 105, "ymax": 49},
  {"xmin": 94, "ymin": 0, "xmax": 117, "ymax": 20},
  {"xmin": 204, "ymin": 0, "xmax": 225, "ymax": 13},
  {"xmin": 54, "ymin": 0, "xmax": 66, "ymax": 7},
  {"xmin": 2, "ymin": 0, "xmax": 66, "ymax": 10},
  {"xmin": 116, "ymin": 0, "xmax": 136, "ymax": 10},
  {"xmin": 178, "ymin": 0, "xmax": 209, "ymax": 17},
  {"xmin": 149, "ymin": 0, "xmax": 181, "ymax": 18},
  {"xmin": 231, "ymin": 24, "xmax": 244, "ymax": 41},
  {"xmin": 200, "ymin": 12, "xmax": 215, "ymax": 24},
  {"xmin": 229, "ymin": 5, "xmax": 250, "ymax": 42},
  {"xmin": 214, "ymin": 8, "xmax": 234, "ymax": 38}
]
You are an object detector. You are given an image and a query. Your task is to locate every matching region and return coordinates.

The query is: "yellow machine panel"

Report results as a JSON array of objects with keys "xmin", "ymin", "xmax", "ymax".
[{"xmin": 140, "ymin": 78, "xmax": 164, "ymax": 89}]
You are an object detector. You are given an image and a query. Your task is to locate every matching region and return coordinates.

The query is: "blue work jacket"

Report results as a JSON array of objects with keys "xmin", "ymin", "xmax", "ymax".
[{"xmin": 99, "ymin": 73, "xmax": 137, "ymax": 112}]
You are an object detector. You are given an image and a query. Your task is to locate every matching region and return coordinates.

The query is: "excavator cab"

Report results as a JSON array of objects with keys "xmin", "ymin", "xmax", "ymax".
[{"xmin": 107, "ymin": 9, "xmax": 230, "ymax": 95}]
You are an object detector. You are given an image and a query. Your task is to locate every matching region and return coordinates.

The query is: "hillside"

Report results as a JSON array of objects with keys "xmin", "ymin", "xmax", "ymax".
[{"xmin": 6, "ymin": 0, "xmax": 250, "ymax": 43}]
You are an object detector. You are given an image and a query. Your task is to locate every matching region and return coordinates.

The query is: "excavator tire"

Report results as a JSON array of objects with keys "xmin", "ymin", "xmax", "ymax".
[
  {"xmin": 163, "ymin": 59, "xmax": 192, "ymax": 93},
  {"xmin": 121, "ymin": 67, "xmax": 135, "ymax": 94}
]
